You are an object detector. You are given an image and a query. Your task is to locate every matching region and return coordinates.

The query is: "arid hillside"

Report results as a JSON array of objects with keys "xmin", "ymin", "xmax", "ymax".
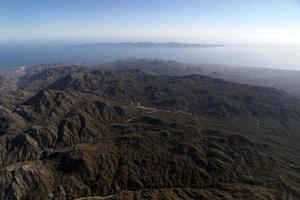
[{"xmin": 0, "ymin": 62, "xmax": 300, "ymax": 199}]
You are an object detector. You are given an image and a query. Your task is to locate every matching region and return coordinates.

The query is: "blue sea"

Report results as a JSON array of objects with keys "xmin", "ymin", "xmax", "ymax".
[{"xmin": 0, "ymin": 41, "xmax": 300, "ymax": 70}]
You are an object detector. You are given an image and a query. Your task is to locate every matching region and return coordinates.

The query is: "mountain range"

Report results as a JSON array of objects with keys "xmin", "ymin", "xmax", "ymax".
[
  {"xmin": 95, "ymin": 59, "xmax": 300, "ymax": 98},
  {"xmin": 71, "ymin": 42, "xmax": 223, "ymax": 48},
  {"xmin": 0, "ymin": 59, "xmax": 300, "ymax": 199}
]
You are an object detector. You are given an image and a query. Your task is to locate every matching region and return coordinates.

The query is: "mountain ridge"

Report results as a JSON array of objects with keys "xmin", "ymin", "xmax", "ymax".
[
  {"xmin": 0, "ymin": 61, "xmax": 300, "ymax": 199},
  {"xmin": 71, "ymin": 42, "xmax": 223, "ymax": 48}
]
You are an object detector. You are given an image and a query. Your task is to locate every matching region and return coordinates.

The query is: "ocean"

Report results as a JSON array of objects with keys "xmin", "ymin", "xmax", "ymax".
[{"xmin": 0, "ymin": 41, "xmax": 300, "ymax": 70}]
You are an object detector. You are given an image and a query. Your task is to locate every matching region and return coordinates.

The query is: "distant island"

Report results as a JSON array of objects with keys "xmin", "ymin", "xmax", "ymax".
[{"xmin": 71, "ymin": 42, "xmax": 223, "ymax": 48}]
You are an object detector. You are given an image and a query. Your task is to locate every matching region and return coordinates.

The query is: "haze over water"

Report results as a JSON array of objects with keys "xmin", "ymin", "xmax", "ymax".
[
  {"xmin": 0, "ymin": 41, "xmax": 299, "ymax": 70},
  {"xmin": 1, "ymin": 1, "xmax": 300, "ymax": 70}
]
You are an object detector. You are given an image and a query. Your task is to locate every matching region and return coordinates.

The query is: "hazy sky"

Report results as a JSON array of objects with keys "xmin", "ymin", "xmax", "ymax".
[{"xmin": 1, "ymin": 0, "xmax": 300, "ymax": 44}]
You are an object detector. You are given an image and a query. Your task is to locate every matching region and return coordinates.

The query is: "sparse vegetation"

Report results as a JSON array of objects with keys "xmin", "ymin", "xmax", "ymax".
[{"xmin": 0, "ymin": 60, "xmax": 300, "ymax": 199}]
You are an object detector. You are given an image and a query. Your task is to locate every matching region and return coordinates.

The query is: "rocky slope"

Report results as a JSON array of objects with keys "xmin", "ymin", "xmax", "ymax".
[
  {"xmin": 95, "ymin": 59, "xmax": 300, "ymax": 99},
  {"xmin": 0, "ymin": 63, "xmax": 300, "ymax": 199}
]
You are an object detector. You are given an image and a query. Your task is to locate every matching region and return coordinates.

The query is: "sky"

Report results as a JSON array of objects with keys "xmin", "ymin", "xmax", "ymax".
[{"xmin": 0, "ymin": 0, "xmax": 300, "ymax": 45}]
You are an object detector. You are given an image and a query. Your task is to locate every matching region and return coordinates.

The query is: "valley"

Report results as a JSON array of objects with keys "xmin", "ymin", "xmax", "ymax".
[{"xmin": 0, "ymin": 60, "xmax": 300, "ymax": 199}]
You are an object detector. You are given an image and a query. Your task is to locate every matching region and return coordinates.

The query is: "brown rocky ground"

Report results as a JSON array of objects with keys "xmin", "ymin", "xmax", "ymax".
[{"xmin": 0, "ymin": 62, "xmax": 300, "ymax": 199}]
